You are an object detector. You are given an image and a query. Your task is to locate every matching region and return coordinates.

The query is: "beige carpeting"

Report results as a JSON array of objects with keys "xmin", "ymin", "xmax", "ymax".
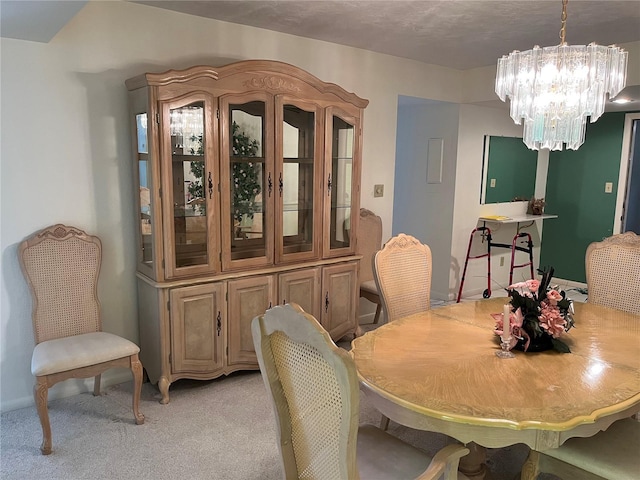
[
  {"xmin": 1, "ymin": 284, "xmax": 589, "ymax": 479},
  {"xmin": 0, "ymin": 366, "xmax": 559, "ymax": 480},
  {"xmin": 2, "ymin": 290, "xmax": 576, "ymax": 479}
]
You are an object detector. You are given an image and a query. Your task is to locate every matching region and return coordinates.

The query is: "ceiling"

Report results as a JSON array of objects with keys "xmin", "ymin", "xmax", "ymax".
[
  {"xmin": 133, "ymin": 1, "xmax": 640, "ymax": 71},
  {"xmin": 2, "ymin": 0, "xmax": 639, "ymax": 108}
]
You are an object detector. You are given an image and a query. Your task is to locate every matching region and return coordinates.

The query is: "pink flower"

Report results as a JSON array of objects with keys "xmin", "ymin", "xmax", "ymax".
[
  {"xmin": 526, "ymin": 279, "xmax": 540, "ymax": 292},
  {"xmin": 539, "ymin": 303, "xmax": 566, "ymax": 338},
  {"xmin": 508, "ymin": 308, "xmax": 530, "ymax": 350},
  {"xmin": 546, "ymin": 289, "xmax": 563, "ymax": 306}
]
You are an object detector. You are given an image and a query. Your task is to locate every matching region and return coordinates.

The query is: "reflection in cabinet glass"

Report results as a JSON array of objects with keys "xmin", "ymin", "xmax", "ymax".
[
  {"xmin": 282, "ymin": 104, "xmax": 315, "ymax": 254},
  {"xmin": 136, "ymin": 113, "xmax": 153, "ymax": 266},
  {"xmin": 330, "ymin": 115, "xmax": 354, "ymax": 250},
  {"xmin": 229, "ymin": 101, "xmax": 267, "ymax": 261},
  {"xmin": 170, "ymin": 102, "xmax": 208, "ymax": 268}
]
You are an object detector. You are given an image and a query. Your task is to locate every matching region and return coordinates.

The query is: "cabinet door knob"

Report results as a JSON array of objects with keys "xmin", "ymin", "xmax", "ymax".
[
  {"xmin": 327, "ymin": 173, "xmax": 332, "ymax": 195},
  {"xmin": 268, "ymin": 173, "xmax": 273, "ymax": 197},
  {"xmin": 279, "ymin": 172, "xmax": 283, "ymax": 197},
  {"xmin": 208, "ymin": 172, "xmax": 213, "ymax": 199},
  {"xmin": 325, "ymin": 292, "xmax": 330, "ymax": 313},
  {"xmin": 216, "ymin": 312, "xmax": 221, "ymax": 336}
]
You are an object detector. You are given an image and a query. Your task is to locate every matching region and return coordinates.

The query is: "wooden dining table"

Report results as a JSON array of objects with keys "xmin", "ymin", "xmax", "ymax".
[{"xmin": 351, "ymin": 298, "xmax": 640, "ymax": 480}]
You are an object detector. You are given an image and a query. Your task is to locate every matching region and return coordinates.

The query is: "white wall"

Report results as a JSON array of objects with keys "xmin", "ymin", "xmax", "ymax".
[
  {"xmin": 0, "ymin": 0, "xmax": 463, "ymax": 411},
  {"xmin": 391, "ymin": 100, "xmax": 547, "ymax": 300},
  {"xmin": 2, "ymin": 1, "xmax": 638, "ymax": 411},
  {"xmin": 393, "ymin": 98, "xmax": 459, "ymax": 300},
  {"xmin": 452, "ymin": 104, "xmax": 546, "ymax": 298}
]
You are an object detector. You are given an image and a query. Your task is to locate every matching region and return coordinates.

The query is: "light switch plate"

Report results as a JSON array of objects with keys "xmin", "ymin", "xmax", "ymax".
[
  {"xmin": 374, "ymin": 184, "xmax": 384, "ymax": 197},
  {"xmin": 490, "ymin": 178, "xmax": 496, "ymax": 188},
  {"xmin": 605, "ymin": 182, "xmax": 613, "ymax": 193}
]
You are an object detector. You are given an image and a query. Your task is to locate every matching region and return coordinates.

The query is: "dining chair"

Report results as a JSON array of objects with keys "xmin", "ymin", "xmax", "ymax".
[
  {"xmin": 523, "ymin": 417, "xmax": 640, "ymax": 480},
  {"xmin": 252, "ymin": 303, "xmax": 470, "ymax": 480},
  {"xmin": 357, "ymin": 208, "xmax": 383, "ymax": 325},
  {"xmin": 19, "ymin": 224, "xmax": 145, "ymax": 455},
  {"xmin": 373, "ymin": 233, "xmax": 432, "ymax": 323},
  {"xmin": 525, "ymin": 233, "xmax": 640, "ymax": 479},
  {"xmin": 585, "ymin": 231, "xmax": 640, "ymax": 315}
]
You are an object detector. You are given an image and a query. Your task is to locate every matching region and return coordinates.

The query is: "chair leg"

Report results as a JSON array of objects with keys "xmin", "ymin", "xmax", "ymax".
[
  {"xmin": 93, "ymin": 374, "xmax": 101, "ymax": 396},
  {"xmin": 131, "ymin": 354, "xmax": 145, "ymax": 425},
  {"xmin": 373, "ymin": 303, "xmax": 382, "ymax": 324},
  {"xmin": 34, "ymin": 377, "xmax": 52, "ymax": 455}
]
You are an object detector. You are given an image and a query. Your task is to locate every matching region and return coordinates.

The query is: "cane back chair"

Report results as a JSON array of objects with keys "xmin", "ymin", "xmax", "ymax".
[
  {"xmin": 373, "ymin": 233, "xmax": 432, "ymax": 323},
  {"xmin": 19, "ymin": 224, "xmax": 144, "ymax": 454},
  {"xmin": 585, "ymin": 231, "xmax": 640, "ymax": 315},
  {"xmin": 252, "ymin": 303, "xmax": 469, "ymax": 480},
  {"xmin": 357, "ymin": 208, "xmax": 384, "ymax": 324},
  {"xmin": 528, "ymin": 232, "xmax": 640, "ymax": 478}
]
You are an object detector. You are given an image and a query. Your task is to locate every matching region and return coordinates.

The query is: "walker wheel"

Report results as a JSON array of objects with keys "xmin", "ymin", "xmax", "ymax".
[{"xmin": 482, "ymin": 289, "xmax": 491, "ymax": 299}]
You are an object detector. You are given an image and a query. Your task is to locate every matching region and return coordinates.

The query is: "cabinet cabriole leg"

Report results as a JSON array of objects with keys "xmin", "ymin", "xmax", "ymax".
[{"xmin": 158, "ymin": 376, "xmax": 170, "ymax": 404}]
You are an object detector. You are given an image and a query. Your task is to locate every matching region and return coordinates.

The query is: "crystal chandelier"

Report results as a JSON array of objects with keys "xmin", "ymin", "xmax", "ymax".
[{"xmin": 495, "ymin": 0, "xmax": 628, "ymax": 151}]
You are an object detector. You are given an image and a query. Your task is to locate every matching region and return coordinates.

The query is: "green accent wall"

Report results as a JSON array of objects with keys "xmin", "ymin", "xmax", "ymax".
[
  {"xmin": 484, "ymin": 136, "xmax": 538, "ymax": 204},
  {"xmin": 539, "ymin": 112, "xmax": 626, "ymax": 283}
]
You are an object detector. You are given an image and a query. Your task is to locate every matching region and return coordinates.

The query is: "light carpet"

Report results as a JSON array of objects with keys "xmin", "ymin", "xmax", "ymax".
[{"xmin": 0, "ymin": 368, "xmax": 559, "ymax": 480}]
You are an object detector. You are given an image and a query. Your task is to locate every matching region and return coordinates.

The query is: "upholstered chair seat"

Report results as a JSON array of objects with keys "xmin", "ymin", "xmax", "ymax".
[
  {"xmin": 32, "ymin": 332, "xmax": 140, "ymax": 376},
  {"xmin": 360, "ymin": 279, "xmax": 379, "ymax": 297}
]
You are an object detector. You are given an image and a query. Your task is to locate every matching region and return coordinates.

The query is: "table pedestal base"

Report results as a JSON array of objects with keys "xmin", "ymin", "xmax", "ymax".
[
  {"xmin": 520, "ymin": 450, "xmax": 539, "ymax": 480},
  {"xmin": 459, "ymin": 442, "xmax": 489, "ymax": 480}
]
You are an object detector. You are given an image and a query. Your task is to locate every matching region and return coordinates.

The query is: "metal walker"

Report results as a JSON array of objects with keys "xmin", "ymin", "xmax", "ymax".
[{"xmin": 457, "ymin": 223, "xmax": 535, "ymax": 302}]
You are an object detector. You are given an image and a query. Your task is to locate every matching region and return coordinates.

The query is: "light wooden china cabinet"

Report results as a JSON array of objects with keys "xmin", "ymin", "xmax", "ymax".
[{"xmin": 126, "ymin": 61, "xmax": 368, "ymax": 403}]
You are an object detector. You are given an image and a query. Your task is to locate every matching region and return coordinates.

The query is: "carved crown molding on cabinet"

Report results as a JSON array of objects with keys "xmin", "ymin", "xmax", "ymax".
[
  {"xmin": 125, "ymin": 60, "xmax": 368, "ymax": 108},
  {"xmin": 243, "ymin": 75, "xmax": 301, "ymax": 93}
]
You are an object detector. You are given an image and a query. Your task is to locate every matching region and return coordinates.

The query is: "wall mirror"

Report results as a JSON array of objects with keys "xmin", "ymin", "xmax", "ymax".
[{"xmin": 481, "ymin": 135, "xmax": 538, "ymax": 204}]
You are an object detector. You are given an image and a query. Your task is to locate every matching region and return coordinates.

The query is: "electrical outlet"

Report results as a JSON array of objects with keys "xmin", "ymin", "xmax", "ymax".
[
  {"xmin": 374, "ymin": 184, "xmax": 384, "ymax": 197},
  {"xmin": 490, "ymin": 178, "xmax": 496, "ymax": 188},
  {"xmin": 604, "ymin": 182, "xmax": 613, "ymax": 193}
]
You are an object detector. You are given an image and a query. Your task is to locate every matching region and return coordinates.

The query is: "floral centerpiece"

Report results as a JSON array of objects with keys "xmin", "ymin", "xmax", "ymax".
[{"xmin": 494, "ymin": 267, "xmax": 575, "ymax": 353}]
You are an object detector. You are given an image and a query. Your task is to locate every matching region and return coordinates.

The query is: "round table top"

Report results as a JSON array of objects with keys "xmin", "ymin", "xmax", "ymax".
[{"xmin": 351, "ymin": 298, "xmax": 640, "ymax": 432}]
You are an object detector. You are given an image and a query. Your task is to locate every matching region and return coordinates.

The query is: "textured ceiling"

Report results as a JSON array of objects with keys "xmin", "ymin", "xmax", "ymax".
[
  {"xmin": 133, "ymin": 0, "xmax": 640, "ymax": 70},
  {"xmin": 2, "ymin": 1, "xmax": 639, "ymax": 108}
]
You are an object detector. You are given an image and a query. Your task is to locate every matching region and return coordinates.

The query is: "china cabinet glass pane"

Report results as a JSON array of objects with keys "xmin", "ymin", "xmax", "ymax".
[
  {"xmin": 170, "ymin": 102, "xmax": 208, "ymax": 268},
  {"xmin": 230, "ymin": 101, "xmax": 267, "ymax": 260},
  {"xmin": 136, "ymin": 113, "xmax": 153, "ymax": 265},
  {"xmin": 330, "ymin": 115, "xmax": 354, "ymax": 249},
  {"xmin": 282, "ymin": 104, "xmax": 314, "ymax": 253}
]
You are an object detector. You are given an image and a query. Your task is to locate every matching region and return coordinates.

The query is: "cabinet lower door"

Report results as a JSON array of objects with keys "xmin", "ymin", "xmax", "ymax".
[
  {"xmin": 228, "ymin": 275, "xmax": 276, "ymax": 366},
  {"xmin": 321, "ymin": 262, "xmax": 357, "ymax": 339},
  {"xmin": 278, "ymin": 267, "xmax": 321, "ymax": 319},
  {"xmin": 170, "ymin": 283, "xmax": 225, "ymax": 374}
]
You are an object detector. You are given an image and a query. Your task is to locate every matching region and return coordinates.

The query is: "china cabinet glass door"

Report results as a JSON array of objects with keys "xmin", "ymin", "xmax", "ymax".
[
  {"xmin": 135, "ymin": 112, "xmax": 154, "ymax": 271},
  {"xmin": 160, "ymin": 94, "xmax": 219, "ymax": 278},
  {"xmin": 275, "ymin": 97, "xmax": 322, "ymax": 263},
  {"xmin": 220, "ymin": 93, "xmax": 274, "ymax": 270},
  {"xmin": 324, "ymin": 107, "xmax": 360, "ymax": 257}
]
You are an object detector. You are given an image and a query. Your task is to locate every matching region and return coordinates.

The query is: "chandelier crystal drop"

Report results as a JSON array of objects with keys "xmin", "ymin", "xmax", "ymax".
[{"xmin": 495, "ymin": 0, "xmax": 628, "ymax": 151}]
